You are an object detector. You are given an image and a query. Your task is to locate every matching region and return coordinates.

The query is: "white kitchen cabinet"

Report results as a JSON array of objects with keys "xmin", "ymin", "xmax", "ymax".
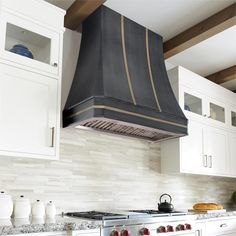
[
  {"xmin": 0, "ymin": 11, "xmax": 60, "ymax": 76},
  {"xmin": 161, "ymin": 66, "xmax": 236, "ymax": 177},
  {"xmin": 229, "ymin": 132, "xmax": 236, "ymax": 176},
  {"xmin": 8, "ymin": 232, "xmax": 67, "ymax": 236},
  {"xmin": 180, "ymin": 120, "xmax": 205, "ymax": 174},
  {"xmin": 205, "ymin": 126, "xmax": 228, "ymax": 175},
  {"xmin": 0, "ymin": 63, "xmax": 58, "ymax": 159},
  {"xmin": 0, "ymin": 0, "xmax": 65, "ymax": 76},
  {"xmin": 0, "ymin": 0, "xmax": 65, "ymax": 160},
  {"xmin": 168, "ymin": 67, "xmax": 235, "ymax": 128},
  {"xmin": 69, "ymin": 229, "xmax": 100, "ymax": 236},
  {"xmin": 195, "ymin": 222, "xmax": 206, "ymax": 236},
  {"xmin": 162, "ymin": 119, "xmax": 228, "ymax": 176},
  {"xmin": 206, "ymin": 218, "xmax": 236, "ymax": 236}
]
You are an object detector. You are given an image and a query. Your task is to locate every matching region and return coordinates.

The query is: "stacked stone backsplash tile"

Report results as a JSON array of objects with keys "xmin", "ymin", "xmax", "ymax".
[{"xmin": 0, "ymin": 127, "xmax": 235, "ymax": 213}]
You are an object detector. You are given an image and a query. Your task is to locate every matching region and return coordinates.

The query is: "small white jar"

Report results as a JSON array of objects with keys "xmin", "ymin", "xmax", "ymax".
[
  {"xmin": 31, "ymin": 200, "xmax": 45, "ymax": 218},
  {"xmin": 0, "ymin": 191, "xmax": 13, "ymax": 219},
  {"xmin": 45, "ymin": 201, "xmax": 56, "ymax": 218},
  {"xmin": 14, "ymin": 195, "xmax": 31, "ymax": 219}
]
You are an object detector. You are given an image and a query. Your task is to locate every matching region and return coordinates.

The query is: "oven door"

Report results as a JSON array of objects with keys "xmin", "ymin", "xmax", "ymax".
[{"xmin": 170, "ymin": 231, "xmax": 196, "ymax": 236}]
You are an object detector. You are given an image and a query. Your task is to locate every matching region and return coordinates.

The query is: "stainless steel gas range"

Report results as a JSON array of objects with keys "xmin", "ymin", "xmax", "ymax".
[{"xmin": 66, "ymin": 210, "xmax": 197, "ymax": 236}]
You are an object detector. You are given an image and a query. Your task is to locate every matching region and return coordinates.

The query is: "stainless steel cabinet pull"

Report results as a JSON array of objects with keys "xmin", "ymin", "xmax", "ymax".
[
  {"xmin": 203, "ymin": 155, "xmax": 208, "ymax": 167},
  {"xmin": 220, "ymin": 223, "xmax": 227, "ymax": 228},
  {"xmin": 50, "ymin": 127, "xmax": 55, "ymax": 147},
  {"xmin": 208, "ymin": 155, "xmax": 212, "ymax": 168}
]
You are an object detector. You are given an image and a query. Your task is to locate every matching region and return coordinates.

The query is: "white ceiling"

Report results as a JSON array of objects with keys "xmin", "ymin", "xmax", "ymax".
[
  {"xmin": 105, "ymin": 0, "xmax": 235, "ymax": 41},
  {"xmin": 46, "ymin": 0, "xmax": 235, "ymax": 40},
  {"xmin": 45, "ymin": 0, "xmax": 236, "ymax": 91},
  {"xmin": 166, "ymin": 26, "xmax": 236, "ymax": 76}
]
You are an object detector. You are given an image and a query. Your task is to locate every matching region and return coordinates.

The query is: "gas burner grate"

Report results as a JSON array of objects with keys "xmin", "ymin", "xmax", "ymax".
[
  {"xmin": 129, "ymin": 210, "xmax": 187, "ymax": 217},
  {"xmin": 66, "ymin": 211, "xmax": 128, "ymax": 220}
]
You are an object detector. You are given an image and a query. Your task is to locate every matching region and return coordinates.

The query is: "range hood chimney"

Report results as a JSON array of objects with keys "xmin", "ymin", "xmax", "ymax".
[{"xmin": 63, "ymin": 6, "xmax": 188, "ymax": 141}]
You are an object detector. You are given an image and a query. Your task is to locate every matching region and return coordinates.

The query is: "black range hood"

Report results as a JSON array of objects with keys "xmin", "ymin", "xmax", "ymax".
[{"xmin": 63, "ymin": 6, "xmax": 188, "ymax": 142}]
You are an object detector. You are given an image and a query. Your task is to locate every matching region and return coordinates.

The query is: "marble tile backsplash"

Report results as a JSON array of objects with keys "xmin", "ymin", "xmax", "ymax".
[{"xmin": 0, "ymin": 128, "xmax": 235, "ymax": 213}]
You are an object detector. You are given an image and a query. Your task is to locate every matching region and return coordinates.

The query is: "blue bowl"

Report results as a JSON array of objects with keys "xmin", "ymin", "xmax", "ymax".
[{"xmin": 9, "ymin": 44, "xmax": 34, "ymax": 59}]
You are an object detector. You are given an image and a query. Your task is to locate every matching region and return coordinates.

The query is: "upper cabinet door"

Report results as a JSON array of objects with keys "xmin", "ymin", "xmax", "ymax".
[
  {"xmin": 0, "ymin": 11, "xmax": 60, "ymax": 76},
  {"xmin": 229, "ymin": 132, "xmax": 236, "ymax": 176},
  {"xmin": 207, "ymin": 98, "xmax": 226, "ymax": 127},
  {"xmin": 180, "ymin": 119, "xmax": 207, "ymax": 174},
  {"xmin": 205, "ymin": 126, "xmax": 228, "ymax": 175},
  {"xmin": 0, "ymin": 63, "xmax": 58, "ymax": 159},
  {"xmin": 181, "ymin": 86, "xmax": 207, "ymax": 121}
]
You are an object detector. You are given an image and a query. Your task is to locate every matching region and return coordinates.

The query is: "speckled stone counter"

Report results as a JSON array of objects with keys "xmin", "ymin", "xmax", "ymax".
[
  {"xmin": 0, "ymin": 216, "xmax": 101, "ymax": 235},
  {"xmin": 195, "ymin": 210, "xmax": 236, "ymax": 220}
]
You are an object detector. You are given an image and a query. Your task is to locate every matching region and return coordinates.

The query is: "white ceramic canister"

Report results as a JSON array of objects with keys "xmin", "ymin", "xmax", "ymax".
[
  {"xmin": 31, "ymin": 200, "xmax": 45, "ymax": 218},
  {"xmin": 13, "ymin": 195, "xmax": 31, "ymax": 219},
  {"xmin": 0, "ymin": 191, "xmax": 13, "ymax": 219},
  {"xmin": 13, "ymin": 218, "xmax": 30, "ymax": 227},
  {"xmin": 45, "ymin": 201, "xmax": 56, "ymax": 218}
]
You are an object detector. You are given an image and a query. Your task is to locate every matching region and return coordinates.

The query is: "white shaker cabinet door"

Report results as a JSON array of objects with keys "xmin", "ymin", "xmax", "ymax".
[
  {"xmin": 0, "ymin": 63, "xmax": 58, "ymax": 159},
  {"xmin": 229, "ymin": 132, "xmax": 236, "ymax": 176},
  {"xmin": 180, "ymin": 119, "xmax": 207, "ymax": 174},
  {"xmin": 205, "ymin": 126, "xmax": 228, "ymax": 175}
]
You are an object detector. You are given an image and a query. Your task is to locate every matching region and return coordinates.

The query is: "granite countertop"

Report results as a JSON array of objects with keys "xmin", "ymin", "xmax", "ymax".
[
  {"xmin": 195, "ymin": 210, "xmax": 236, "ymax": 220},
  {"xmin": 0, "ymin": 215, "xmax": 101, "ymax": 235}
]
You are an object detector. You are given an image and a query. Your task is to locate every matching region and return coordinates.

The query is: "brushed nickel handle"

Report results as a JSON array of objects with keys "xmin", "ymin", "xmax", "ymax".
[
  {"xmin": 203, "ymin": 155, "xmax": 208, "ymax": 167},
  {"xmin": 50, "ymin": 127, "xmax": 55, "ymax": 147},
  {"xmin": 208, "ymin": 155, "xmax": 212, "ymax": 168}
]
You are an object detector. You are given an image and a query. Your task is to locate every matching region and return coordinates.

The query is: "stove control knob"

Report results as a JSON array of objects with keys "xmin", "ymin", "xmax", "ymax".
[
  {"xmin": 121, "ymin": 230, "xmax": 130, "ymax": 236},
  {"xmin": 167, "ymin": 225, "xmax": 174, "ymax": 232},
  {"xmin": 185, "ymin": 224, "xmax": 192, "ymax": 230},
  {"xmin": 157, "ymin": 226, "xmax": 166, "ymax": 233},
  {"xmin": 176, "ymin": 224, "xmax": 185, "ymax": 231},
  {"xmin": 139, "ymin": 228, "xmax": 150, "ymax": 235},
  {"xmin": 110, "ymin": 230, "xmax": 120, "ymax": 236}
]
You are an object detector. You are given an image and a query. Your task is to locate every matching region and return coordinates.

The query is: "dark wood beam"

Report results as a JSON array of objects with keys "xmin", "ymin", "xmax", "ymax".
[
  {"xmin": 65, "ymin": 0, "xmax": 106, "ymax": 30},
  {"xmin": 164, "ymin": 3, "xmax": 236, "ymax": 59},
  {"xmin": 206, "ymin": 65, "xmax": 236, "ymax": 84}
]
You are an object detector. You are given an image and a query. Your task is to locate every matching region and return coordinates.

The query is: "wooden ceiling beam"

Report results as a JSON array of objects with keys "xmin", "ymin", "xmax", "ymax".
[
  {"xmin": 205, "ymin": 65, "xmax": 236, "ymax": 84},
  {"xmin": 65, "ymin": 0, "xmax": 106, "ymax": 30},
  {"xmin": 164, "ymin": 3, "xmax": 236, "ymax": 59}
]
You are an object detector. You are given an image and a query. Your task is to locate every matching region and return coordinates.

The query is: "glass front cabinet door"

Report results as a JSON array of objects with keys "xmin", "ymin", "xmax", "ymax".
[
  {"xmin": 182, "ymin": 86, "xmax": 207, "ymax": 120},
  {"xmin": 231, "ymin": 109, "xmax": 236, "ymax": 129},
  {"xmin": 0, "ymin": 11, "xmax": 60, "ymax": 75}
]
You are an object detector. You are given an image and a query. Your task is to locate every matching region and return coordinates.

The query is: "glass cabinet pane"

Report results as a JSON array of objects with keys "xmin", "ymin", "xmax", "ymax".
[
  {"xmin": 184, "ymin": 92, "xmax": 202, "ymax": 115},
  {"xmin": 232, "ymin": 111, "xmax": 236, "ymax": 127},
  {"xmin": 5, "ymin": 23, "xmax": 51, "ymax": 64},
  {"xmin": 210, "ymin": 103, "xmax": 225, "ymax": 123}
]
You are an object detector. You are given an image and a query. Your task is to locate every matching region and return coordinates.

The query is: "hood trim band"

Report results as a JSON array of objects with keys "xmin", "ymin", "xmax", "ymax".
[{"xmin": 66, "ymin": 105, "xmax": 187, "ymax": 128}]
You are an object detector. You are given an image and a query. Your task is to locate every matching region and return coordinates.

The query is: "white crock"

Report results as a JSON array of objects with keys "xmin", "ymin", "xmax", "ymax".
[
  {"xmin": 31, "ymin": 200, "xmax": 45, "ymax": 218},
  {"xmin": 13, "ymin": 195, "xmax": 31, "ymax": 219},
  {"xmin": 0, "ymin": 191, "xmax": 13, "ymax": 219},
  {"xmin": 45, "ymin": 201, "xmax": 56, "ymax": 218}
]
